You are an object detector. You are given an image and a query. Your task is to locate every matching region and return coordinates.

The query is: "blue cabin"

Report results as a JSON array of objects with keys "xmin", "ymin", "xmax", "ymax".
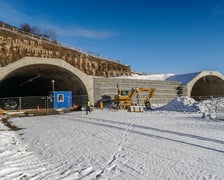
[{"xmin": 49, "ymin": 91, "xmax": 73, "ymax": 109}]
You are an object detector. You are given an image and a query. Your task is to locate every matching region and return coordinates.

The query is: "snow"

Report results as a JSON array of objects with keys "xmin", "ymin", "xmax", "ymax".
[
  {"xmin": 115, "ymin": 73, "xmax": 175, "ymax": 81},
  {"xmin": 1, "ymin": 96, "xmax": 224, "ymax": 179},
  {"xmin": 166, "ymin": 72, "xmax": 201, "ymax": 84},
  {"xmin": 157, "ymin": 96, "xmax": 200, "ymax": 112}
]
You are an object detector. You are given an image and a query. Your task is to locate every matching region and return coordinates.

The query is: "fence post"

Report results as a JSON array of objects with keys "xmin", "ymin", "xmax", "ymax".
[
  {"xmin": 46, "ymin": 96, "xmax": 48, "ymax": 109},
  {"xmin": 19, "ymin": 97, "xmax": 22, "ymax": 111},
  {"xmin": 45, "ymin": 96, "xmax": 47, "ymax": 109}
]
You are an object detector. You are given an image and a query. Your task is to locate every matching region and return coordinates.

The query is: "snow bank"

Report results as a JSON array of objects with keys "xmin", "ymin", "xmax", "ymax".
[
  {"xmin": 198, "ymin": 97, "xmax": 224, "ymax": 113},
  {"xmin": 157, "ymin": 96, "xmax": 224, "ymax": 116},
  {"xmin": 158, "ymin": 96, "xmax": 200, "ymax": 112},
  {"xmin": 198, "ymin": 97, "xmax": 224, "ymax": 119}
]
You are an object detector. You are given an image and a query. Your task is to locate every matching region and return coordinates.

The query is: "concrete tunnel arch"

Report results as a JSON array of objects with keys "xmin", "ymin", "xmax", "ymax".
[
  {"xmin": 187, "ymin": 71, "xmax": 224, "ymax": 100},
  {"xmin": 0, "ymin": 57, "xmax": 94, "ymax": 104}
]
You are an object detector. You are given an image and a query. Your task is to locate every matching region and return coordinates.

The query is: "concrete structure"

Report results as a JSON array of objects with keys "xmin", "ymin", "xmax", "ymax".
[
  {"xmin": 166, "ymin": 71, "xmax": 224, "ymax": 100},
  {"xmin": 0, "ymin": 56, "xmax": 182, "ymax": 105},
  {"xmin": 93, "ymin": 77, "xmax": 182, "ymax": 105},
  {"xmin": 0, "ymin": 24, "xmax": 129, "ymax": 105},
  {"xmin": 0, "ymin": 57, "xmax": 94, "ymax": 104}
]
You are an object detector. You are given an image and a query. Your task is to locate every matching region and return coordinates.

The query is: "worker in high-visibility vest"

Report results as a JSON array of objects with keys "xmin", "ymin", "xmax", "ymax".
[
  {"xmin": 86, "ymin": 99, "xmax": 91, "ymax": 115},
  {"xmin": 0, "ymin": 108, "xmax": 3, "ymax": 115},
  {"xmin": 99, "ymin": 99, "xmax": 103, "ymax": 109}
]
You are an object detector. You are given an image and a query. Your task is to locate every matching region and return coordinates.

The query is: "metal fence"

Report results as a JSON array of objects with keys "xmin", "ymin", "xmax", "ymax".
[
  {"xmin": 0, "ymin": 95, "xmax": 88, "ymax": 111},
  {"xmin": 191, "ymin": 95, "xmax": 224, "ymax": 101}
]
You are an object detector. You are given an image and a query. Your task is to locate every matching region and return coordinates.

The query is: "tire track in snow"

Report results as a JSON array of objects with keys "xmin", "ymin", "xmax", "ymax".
[
  {"xmin": 0, "ymin": 121, "xmax": 95, "ymax": 180},
  {"xmin": 78, "ymin": 115, "xmax": 224, "ymax": 145},
  {"xmin": 0, "ymin": 136, "xmax": 48, "ymax": 180},
  {"xmin": 5, "ymin": 113, "xmax": 223, "ymax": 180},
  {"xmin": 9, "ymin": 114, "xmax": 121, "ymax": 180},
  {"xmin": 52, "ymin": 114, "xmax": 224, "ymax": 179},
  {"xmin": 94, "ymin": 116, "xmax": 133, "ymax": 179},
  {"xmin": 61, "ymin": 114, "xmax": 224, "ymax": 154},
  {"xmin": 70, "ymin": 112, "xmax": 135, "ymax": 179},
  {"xmin": 0, "ymin": 121, "xmax": 50, "ymax": 180},
  {"xmin": 60, "ymin": 115, "xmax": 199, "ymax": 179}
]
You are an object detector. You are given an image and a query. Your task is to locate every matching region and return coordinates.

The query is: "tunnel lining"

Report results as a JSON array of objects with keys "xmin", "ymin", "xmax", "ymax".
[
  {"xmin": 0, "ymin": 57, "xmax": 94, "ymax": 102},
  {"xmin": 187, "ymin": 72, "xmax": 224, "ymax": 100}
]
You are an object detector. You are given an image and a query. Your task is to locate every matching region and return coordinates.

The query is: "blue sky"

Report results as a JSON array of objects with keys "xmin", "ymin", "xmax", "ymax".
[{"xmin": 0, "ymin": 0, "xmax": 224, "ymax": 74}]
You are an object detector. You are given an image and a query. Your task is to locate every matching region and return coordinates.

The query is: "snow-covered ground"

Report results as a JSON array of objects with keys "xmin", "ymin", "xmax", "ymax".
[{"xmin": 1, "ymin": 97, "xmax": 224, "ymax": 180}]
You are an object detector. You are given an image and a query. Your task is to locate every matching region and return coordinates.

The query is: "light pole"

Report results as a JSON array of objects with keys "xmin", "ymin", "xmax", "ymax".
[
  {"xmin": 51, "ymin": 80, "xmax": 55, "ymax": 92},
  {"xmin": 51, "ymin": 80, "xmax": 55, "ymax": 108}
]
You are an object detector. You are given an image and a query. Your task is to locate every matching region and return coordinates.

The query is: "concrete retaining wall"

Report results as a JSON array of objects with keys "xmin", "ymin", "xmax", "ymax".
[{"xmin": 93, "ymin": 77, "xmax": 184, "ymax": 105}]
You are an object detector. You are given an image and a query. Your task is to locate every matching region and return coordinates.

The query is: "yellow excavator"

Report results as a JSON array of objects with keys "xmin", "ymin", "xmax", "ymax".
[{"xmin": 114, "ymin": 85, "xmax": 156, "ymax": 110}]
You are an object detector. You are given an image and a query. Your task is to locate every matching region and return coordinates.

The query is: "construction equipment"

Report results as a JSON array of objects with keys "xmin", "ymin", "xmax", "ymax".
[
  {"xmin": 3, "ymin": 99, "xmax": 18, "ymax": 110},
  {"xmin": 114, "ymin": 85, "xmax": 156, "ymax": 111}
]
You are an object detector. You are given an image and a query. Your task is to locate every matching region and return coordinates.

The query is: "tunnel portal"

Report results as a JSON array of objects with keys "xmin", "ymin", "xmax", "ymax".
[
  {"xmin": 190, "ymin": 75, "xmax": 224, "ymax": 100},
  {"xmin": 0, "ymin": 64, "xmax": 87, "ymax": 98}
]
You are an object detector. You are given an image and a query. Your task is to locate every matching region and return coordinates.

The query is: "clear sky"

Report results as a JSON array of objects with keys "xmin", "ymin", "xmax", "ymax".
[{"xmin": 0, "ymin": 0, "xmax": 224, "ymax": 74}]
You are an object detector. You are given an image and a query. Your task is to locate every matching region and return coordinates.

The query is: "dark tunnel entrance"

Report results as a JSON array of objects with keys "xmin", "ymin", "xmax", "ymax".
[
  {"xmin": 0, "ymin": 64, "xmax": 88, "ymax": 97},
  {"xmin": 191, "ymin": 75, "xmax": 224, "ymax": 100}
]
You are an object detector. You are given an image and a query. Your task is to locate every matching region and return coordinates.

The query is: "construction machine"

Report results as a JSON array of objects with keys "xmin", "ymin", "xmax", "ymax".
[{"xmin": 114, "ymin": 85, "xmax": 156, "ymax": 111}]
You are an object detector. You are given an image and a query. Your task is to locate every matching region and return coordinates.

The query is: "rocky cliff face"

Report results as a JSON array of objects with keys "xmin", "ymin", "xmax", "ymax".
[{"xmin": 0, "ymin": 28, "xmax": 131, "ymax": 77}]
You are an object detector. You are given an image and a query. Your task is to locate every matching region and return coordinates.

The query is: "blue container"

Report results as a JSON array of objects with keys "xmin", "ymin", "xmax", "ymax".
[{"xmin": 50, "ymin": 91, "xmax": 73, "ymax": 109}]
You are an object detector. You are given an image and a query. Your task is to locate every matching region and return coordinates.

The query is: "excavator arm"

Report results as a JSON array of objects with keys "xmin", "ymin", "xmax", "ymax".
[
  {"xmin": 128, "ymin": 88, "xmax": 138, "ymax": 97},
  {"xmin": 144, "ymin": 88, "xmax": 156, "ymax": 108},
  {"xmin": 135, "ymin": 88, "xmax": 156, "ymax": 109}
]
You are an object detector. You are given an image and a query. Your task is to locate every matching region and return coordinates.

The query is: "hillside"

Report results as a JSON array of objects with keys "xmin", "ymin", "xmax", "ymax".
[{"xmin": 0, "ymin": 21, "xmax": 131, "ymax": 77}]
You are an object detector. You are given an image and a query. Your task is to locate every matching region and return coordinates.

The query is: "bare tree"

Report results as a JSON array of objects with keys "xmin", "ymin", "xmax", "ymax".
[
  {"xmin": 42, "ymin": 28, "xmax": 57, "ymax": 40},
  {"xmin": 19, "ymin": 23, "xmax": 57, "ymax": 41},
  {"xmin": 19, "ymin": 23, "xmax": 32, "ymax": 33},
  {"xmin": 31, "ymin": 26, "xmax": 41, "ymax": 36}
]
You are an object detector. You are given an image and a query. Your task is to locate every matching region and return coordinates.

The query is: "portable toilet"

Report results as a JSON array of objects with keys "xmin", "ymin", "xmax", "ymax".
[{"xmin": 49, "ymin": 91, "xmax": 73, "ymax": 109}]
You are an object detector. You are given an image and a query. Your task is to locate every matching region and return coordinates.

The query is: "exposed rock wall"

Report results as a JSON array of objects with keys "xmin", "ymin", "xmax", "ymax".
[{"xmin": 0, "ymin": 28, "xmax": 131, "ymax": 77}]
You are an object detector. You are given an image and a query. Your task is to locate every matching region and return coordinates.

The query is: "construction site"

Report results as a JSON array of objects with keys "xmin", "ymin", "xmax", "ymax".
[{"xmin": 1, "ymin": 22, "xmax": 224, "ymax": 114}]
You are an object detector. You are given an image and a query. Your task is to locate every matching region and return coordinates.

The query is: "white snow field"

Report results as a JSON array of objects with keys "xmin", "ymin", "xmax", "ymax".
[{"xmin": 1, "ymin": 97, "xmax": 224, "ymax": 180}]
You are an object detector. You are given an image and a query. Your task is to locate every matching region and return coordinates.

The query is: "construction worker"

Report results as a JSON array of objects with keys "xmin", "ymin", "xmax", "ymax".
[
  {"xmin": 0, "ymin": 107, "xmax": 3, "ymax": 115},
  {"xmin": 86, "ymin": 99, "xmax": 91, "ymax": 115},
  {"xmin": 99, "ymin": 99, "xmax": 103, "ymax": 109}
]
